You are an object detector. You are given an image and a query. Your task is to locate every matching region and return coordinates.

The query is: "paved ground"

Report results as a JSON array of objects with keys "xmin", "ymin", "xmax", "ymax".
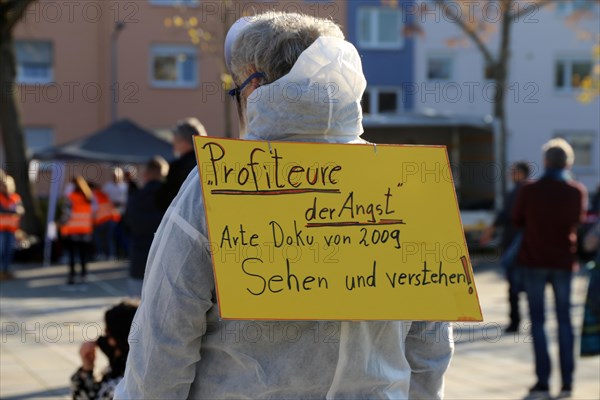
[{"xmin": 1, "ymin": 257, "xmax": 599, "ymax": 399}]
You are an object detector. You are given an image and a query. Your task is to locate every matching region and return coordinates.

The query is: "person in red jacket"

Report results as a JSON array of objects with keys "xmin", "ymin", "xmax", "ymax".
[
  {"xmin": 513, "ymin": 138, "xmax": 588, "ymax": 399},
  {"xmin": 61, "ymin": 176, "xmax": 94, "ymax": 287},
  {"xmin": 0, "ymin": 173, "xmax": 24, "ymax": 281}
]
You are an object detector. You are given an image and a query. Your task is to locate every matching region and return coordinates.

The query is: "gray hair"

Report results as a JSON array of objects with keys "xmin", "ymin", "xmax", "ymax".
[
  {"xmin": 230, "ymin": 12, "xmax": 344, "ymax": 84},
  {"xmin": 543, "ymin": 138, "xmax": 575, "ymax": 169},
  {"xmin": 174, "ymin": 118, "xmax": 207, "ymax": 146}
]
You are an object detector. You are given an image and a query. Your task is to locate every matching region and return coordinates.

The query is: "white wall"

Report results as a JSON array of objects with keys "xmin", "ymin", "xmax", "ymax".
[{"xmin": 413, "ymin": 2, "xmax": 600, "ymax": 191}]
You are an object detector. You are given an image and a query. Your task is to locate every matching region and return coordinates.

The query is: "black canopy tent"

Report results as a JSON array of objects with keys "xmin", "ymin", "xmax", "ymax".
[
  {"xmin": 33, "ymin": 119, "xmax": 174, "ymax": 163},
  {"xmin": 32, "ymin": 119, "xmax": 175, "ymax": 267}
]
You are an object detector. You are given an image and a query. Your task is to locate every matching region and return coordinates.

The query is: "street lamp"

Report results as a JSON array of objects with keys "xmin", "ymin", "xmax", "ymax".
[{"xmin": 110, "ymin": 21, "xmax": 126, "ymax": 122}]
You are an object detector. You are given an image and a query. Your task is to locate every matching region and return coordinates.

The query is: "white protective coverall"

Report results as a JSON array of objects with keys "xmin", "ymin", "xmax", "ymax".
[{"xmin": 115, "ymin": 36, "xmax": 454, "ymax": 400}]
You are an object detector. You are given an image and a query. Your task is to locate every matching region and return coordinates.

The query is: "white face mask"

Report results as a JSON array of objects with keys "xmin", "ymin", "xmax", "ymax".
[{"xmin": 244, "ymin": 37, "xmax": 366, "ymax": 141}]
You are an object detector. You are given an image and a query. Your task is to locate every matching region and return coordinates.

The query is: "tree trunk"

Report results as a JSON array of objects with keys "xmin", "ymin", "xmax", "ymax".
[
  {"xmin": 0, "ymin": 26, "xmax": 42, "ymax": 236},
  {"xmin": 494, "ymin": 3, "xmax": 514, "ymax": 198},
  {"xmin": 224, "ymin": 84, "xmax": 232, "ymax": 137}
]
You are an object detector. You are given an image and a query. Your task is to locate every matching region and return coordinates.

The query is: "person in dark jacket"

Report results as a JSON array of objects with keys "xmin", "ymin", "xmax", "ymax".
[
  {"xmin": 513, "ymin": 138, "xmax": 587, "ymax": 399},
  {"xmin": 481, "ymin": 161, "xmax": 531, "ymax": 333},
  {"xmin": 125, "ymin": 157, "xmax": 168, "ymax": 297},
  {"xmin": 155, "ymin": 118, "xmax": 206, "ymax": 212}
]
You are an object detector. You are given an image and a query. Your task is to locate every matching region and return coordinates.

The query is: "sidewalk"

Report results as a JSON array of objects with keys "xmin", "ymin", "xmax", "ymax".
[{"xmin": 1, "ymin": 258, "xmax": 599, "ymax": 399}]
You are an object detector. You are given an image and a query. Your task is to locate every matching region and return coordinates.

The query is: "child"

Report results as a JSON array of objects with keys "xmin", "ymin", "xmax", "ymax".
[{"xmin": 71, "ymin": 300, "xmax": 139, "ymax": 399}]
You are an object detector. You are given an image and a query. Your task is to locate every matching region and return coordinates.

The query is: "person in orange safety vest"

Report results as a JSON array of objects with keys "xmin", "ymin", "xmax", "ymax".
[
  {"xmin": 90, "ymin": 182, "xmax": 116, "ymax": 261},
  {"xmin": 60, "ymin": 176, "xmax": 94, "ymax": 287},
  {"xmin": 0, "ymin": 172, "xmax": 24, "ymax": 281}
]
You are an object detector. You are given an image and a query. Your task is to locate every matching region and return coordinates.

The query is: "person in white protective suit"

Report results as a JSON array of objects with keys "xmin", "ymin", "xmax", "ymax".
[{"xmin": 115, "ymin": 12, "xmax": 454, "ymax": 400}]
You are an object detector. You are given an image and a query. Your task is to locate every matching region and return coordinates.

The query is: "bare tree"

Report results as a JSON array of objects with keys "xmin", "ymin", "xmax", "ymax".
[
  {"xmin": 420, "ymin": 0, "xmax": 597, "ymax": 196},
  {"xmin": 0, "ymin": 0, "xmax": 41, "ymax": 235},
  {"xmin": 165, "ymin": 0, "xmax": 237, "ymax": 137},
  {"xmin": 428, "ymin": 0, "xmax": 554, "ymax": 197}
]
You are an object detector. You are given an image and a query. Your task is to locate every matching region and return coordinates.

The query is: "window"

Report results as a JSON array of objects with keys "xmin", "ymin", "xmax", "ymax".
[
  {"xmin": 378, "ymin": 92, "xmax": 398, "ymax": 113},
  {"xmin": 150, "ymin": 45, "xmax": 198, "ymax": 88},
  {"xmin": 361, "ymin": 88, "xmax": 403, "ymax": 115},
  {"xmin": 15, "ymin": 41, "xmax": 53, "ymax": 84},
  {"xmin": 427, "ymin": 55, "xmax": 453, "ymax": 81},
  {"xmin": 24, "ymin": 127, "xmax": 54, "ymax": 154},
  {"xmin": 555, "ymin": 132, "xmax": 596, "ymax": 168},
  {"xmin": 357, "ymin": 8, "xmax": 403, "ymax": 50},
  {"xmin": 361, "ymin": 91, "xmax": 371, "ymax": 114},
  {"xmin": 555, "ymin": 56, "xmax": 592, "ymax": 91},
  {"xmin": 149, "ymin": 0, "xmax": 199, "ymax": 6},
  {"xmin": 556, "ymin": 0, "xmax": 597, "ymax": 15}
]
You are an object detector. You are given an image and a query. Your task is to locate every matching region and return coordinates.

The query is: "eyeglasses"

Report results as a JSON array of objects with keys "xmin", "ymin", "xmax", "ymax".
[{"xmin": 228, "ymin": 72, "xmax": 266, "ymax": 102}]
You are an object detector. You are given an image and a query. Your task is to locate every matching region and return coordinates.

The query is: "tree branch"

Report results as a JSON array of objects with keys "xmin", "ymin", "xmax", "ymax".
[
  {"xmin": 433, "ymin": 0, "xmax": 495, "ymax": 65},
  {"xmin": 2, "ymin": 0, "xmax": 37, "ymax": 34}
]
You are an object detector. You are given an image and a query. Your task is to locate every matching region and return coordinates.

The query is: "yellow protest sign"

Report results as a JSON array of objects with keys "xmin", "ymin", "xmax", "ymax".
[{"xmin": 194, "ymin": 136, "xmax": 482, "ymax": 321}]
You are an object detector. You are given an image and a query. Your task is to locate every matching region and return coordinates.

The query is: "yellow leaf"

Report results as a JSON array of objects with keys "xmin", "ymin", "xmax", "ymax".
[
  {"xmin": 221, "ymin": 73, "xmax": 234, "ymax": 89},
  {"xmin": 581, "ymin": 76, "xmax": 592, "ymax": 89},
  {"xmin": 578, "ymin": 92, "xmax": 592, "ymax": 103},
  {"xmin": 174, "ymin": 16, "xmax": 184, "ymax": 27},
  {"xmin": 189, "ymin": 17, "xmax": 198, "ymax": 27}
]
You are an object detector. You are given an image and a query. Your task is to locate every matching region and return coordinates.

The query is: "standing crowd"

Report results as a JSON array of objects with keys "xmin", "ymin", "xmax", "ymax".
[
  {"xmin": 56, "ymin": 117, "xmax": 206, "ymax": 298},
  {"xmin": 64, "ymin": 118, "xmax": 206, "ymax": 398}
]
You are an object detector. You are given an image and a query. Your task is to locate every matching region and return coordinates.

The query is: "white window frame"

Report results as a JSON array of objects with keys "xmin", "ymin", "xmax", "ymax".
[
  {"xmin": 15, "ymin": 40, "xmax": 54, "ymax": 85},
  {"xmin": 357, "ymin": 7, "xmax": 404, "ymax": 50},
  {"xmin": 149, "ymin": 0, "xmax": 199, "ymax": 7},
  {"xmin": 363, "ymin": 87, "xmax": 404, "ymax": 115},
  {"xmin": 554, "ymin": 131, "xmax": 598, "ymax": 171},
  {"xmin": 150, "ymin": 44, "xmax": 199, "ymax": 89},
  {"xmin": 426, "ymin": 53, "xmax": 454, "ymax": 81},
  {"xmin": 554, "ymin": 54, "xmax": 593, "ymax": 92}
]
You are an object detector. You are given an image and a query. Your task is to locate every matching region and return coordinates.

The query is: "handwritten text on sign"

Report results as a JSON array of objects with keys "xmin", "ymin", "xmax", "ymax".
[{"xmin": 194, "ymin": 137, "xmax": 482, "ymax": 321}]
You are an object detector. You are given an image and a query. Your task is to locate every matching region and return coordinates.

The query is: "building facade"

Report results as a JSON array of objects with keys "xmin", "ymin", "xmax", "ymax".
[
  {"xmin": 412, "ymin": 0, "xmax": 600, "ymax": 191},
  {"xmin": 10, "ymin": 0, "xmax": 347, "ymax": 160},
  {"xmin": 347, "ymin": 0, "xmax": 416, "ymax": 116}
]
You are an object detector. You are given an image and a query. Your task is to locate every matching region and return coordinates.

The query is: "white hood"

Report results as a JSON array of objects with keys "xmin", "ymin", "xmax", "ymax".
[{"xmin": 245, "ymin": 36, "xmax": 367, "ymax": 143}]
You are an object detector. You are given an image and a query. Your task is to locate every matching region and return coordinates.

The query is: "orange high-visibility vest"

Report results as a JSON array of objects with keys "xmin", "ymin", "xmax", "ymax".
[
  {"xmin": 0, "ymin": 193, "xmax": 22, "ymax": 232},
  {"xmin": 111, "ymin": 208, "xmax": 122, "ymax": 223},
  {"xmin": 60, "ymin": 192, "xmax": 93, "ymax": 236},
  {"xmin": 93, "ymin": 189, "xmax": 114, "ymax": 225}
]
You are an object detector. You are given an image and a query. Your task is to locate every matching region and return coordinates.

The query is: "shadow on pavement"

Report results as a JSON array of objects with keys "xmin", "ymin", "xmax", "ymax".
[
  {"xmin": 0, "ymin": 262, "xmax": 128, "ymax": 300},
  {"xmin": 2, "ymin": 386, "xmax": 70, "ymax": 399},
  {"xmin": 1, "ymin": 301, "xmax": 120, "ymax": 320}
]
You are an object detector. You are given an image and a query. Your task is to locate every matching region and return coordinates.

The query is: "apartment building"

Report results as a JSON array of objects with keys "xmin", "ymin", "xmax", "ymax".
[
  {"xmin": 412, "ymin": 0, "xmax": 600, "ymax": 191},
  {"xmin": 12, "ymin": 0, "xmax": 347, "ymax": 157}
]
